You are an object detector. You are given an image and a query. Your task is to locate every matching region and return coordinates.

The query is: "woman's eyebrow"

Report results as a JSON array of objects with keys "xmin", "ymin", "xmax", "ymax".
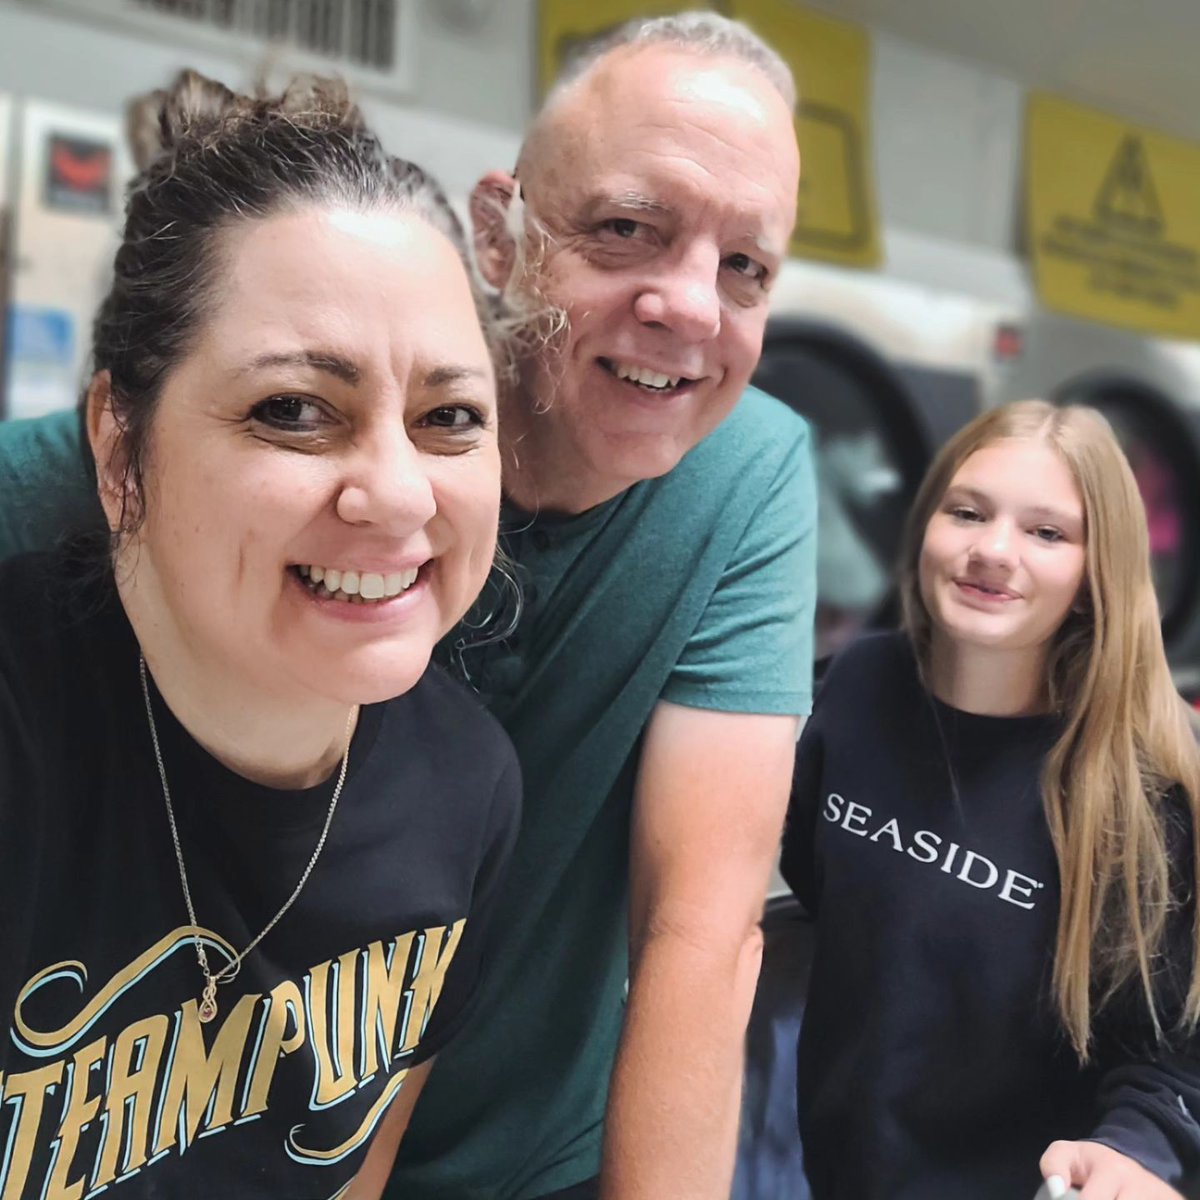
[
  {"xmin": 1024, "ymin": 505, "xmax": 1082, "ymax": 527},
  {"xmin": 235, "ymin": 350, "xmax": 361, "ymax": 385},
  {"xmin": 423, "ymin": 365, "xmax": 491, "ymax": 388}
]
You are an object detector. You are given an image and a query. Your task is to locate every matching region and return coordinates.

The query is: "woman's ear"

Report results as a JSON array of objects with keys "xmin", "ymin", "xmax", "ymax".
[
  {"xmin": 469, "ymin": 169, "xmax": 519, "ymax": 290},
  {"xmin": 85, "ymin": 371, "xmax": 128, "ymax": 533}
]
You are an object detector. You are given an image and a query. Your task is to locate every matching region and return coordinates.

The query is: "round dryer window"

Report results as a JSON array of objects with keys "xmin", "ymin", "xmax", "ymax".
[
  {"xmin": 752, "ymin": 321, "xmax": 931, "ymax": 662},
  {"xmin": 1054, "ymin": 374, "xmax": 1200, "ymax": 649}
]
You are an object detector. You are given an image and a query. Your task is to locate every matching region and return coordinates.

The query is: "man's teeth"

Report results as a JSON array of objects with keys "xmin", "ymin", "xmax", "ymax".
[
  {"xmin": 296, "ymin": 564, "xmax": 420, "ymax": 603},
  {"xmin": 613, "ymin": 362, "xmax": 682, "ymax": 390}
]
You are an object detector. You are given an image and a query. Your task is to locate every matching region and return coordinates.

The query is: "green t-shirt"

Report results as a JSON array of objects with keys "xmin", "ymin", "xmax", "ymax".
[
  {"xmin": 0, "ymin": 387, "xmax": 817, "ymax": 1199},
  {"xmin": 391, "ymin": 386, "xmax": 816, "ymax": 1199},
  {"xmin": 0, "ymin": 410, "xmax": 100, "ymax": 556}
]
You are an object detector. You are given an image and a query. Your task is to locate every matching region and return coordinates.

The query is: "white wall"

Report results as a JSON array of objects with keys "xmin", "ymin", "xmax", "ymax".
[
  {"xmin": 872, "ymin": 31, "xmax": 1024, "ymax": 256},
  {"xmin": 0, "ymin": 2, "xmax": 525, "ymax": 199},
  {"xmin": 0, "ymin": 2, "xmax": 534, "ymax": 130}
]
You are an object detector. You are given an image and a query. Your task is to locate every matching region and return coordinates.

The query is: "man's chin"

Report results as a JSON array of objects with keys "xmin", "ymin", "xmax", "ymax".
[{"xmin": 586, "ymin": 435, "xmax": 689, "ymax": 490}]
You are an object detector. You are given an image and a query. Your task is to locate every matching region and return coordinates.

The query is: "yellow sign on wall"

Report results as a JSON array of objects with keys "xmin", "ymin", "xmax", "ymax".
[
  {"xmin": 731, "ymin": 0, "xmax": 879, "ymax": 268},
  {"xmin": 1026, "ymin": 93, "xmax": 1200, "ymax": 341},
  {"xmin": 537, "ymin": 0, "xmax": 881, "ymax": 269}
]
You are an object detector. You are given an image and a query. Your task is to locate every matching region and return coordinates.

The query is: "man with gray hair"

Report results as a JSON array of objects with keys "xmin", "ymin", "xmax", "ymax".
[
  {"xmin": 0, "ymin": 13, "xmax": 817, "ymax": 1199},
  {"xmin": 384, "ymin": 13, "xmax": 816, "ymax": 1200}
]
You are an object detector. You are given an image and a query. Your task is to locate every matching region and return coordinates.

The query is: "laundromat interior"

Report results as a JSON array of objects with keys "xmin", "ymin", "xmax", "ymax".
[{"xmin": 2, "ymin": 1, "xmax": 1199, "ymax": 1197}]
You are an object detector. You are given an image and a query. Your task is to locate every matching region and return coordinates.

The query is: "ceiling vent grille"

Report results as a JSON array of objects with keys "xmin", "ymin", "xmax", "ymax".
[{"xmin": 23, "ymin": 0, "xmax": 415, "ymax": 93}]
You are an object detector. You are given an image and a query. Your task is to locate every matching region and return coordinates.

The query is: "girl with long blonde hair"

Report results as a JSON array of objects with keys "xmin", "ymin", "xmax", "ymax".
[{"xmin": 783, "ymin": 400, "xmax": 1200, "ymax": 1200}]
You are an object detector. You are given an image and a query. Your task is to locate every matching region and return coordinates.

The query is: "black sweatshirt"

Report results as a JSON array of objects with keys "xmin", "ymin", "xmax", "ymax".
[{"xmin": 782, "ymin": 631, "xmax": 1200, "ymax": 1199}]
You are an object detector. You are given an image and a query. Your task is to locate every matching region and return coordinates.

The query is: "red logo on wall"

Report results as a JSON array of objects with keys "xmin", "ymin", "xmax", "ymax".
[{"xmin": 44, "ymin": 133, "xmax": 113, "ymax": 215}]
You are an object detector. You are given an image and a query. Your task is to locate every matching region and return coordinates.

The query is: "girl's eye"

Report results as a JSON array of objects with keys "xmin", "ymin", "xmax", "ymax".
[
  {"xmin": 424, "ymin": 405, "xmax": 484, "ymax": 429},
  {"xmin": 1034, "ymin": 526, "xmax": 1065, "ymax": 543},
  {"xmin": 251, "ymin": 395, "xmax": 327, "ymax": 430},
  {"xmin": 950, "ymin": 506, "xmax": 982, "ymax": 522}
]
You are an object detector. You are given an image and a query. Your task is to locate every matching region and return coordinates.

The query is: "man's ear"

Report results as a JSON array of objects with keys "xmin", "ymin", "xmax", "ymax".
[
  {"xmin": 85, "ymin": 370, "xmax": 128, "ymax": 533},
  {"xmin": 470, "ymin": 169, "xmax": 519, "ymax": 290}
]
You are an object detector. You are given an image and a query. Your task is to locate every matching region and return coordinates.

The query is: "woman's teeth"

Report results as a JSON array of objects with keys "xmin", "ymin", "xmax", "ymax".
[{"xmin": 295, "ymin": 564, "xmax": 420, "ymax": 604}]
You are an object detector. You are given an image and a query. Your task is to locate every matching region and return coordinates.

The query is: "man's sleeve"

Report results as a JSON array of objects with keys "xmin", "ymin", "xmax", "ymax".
[{"xmin": 661, "ymin": 419, "xmax": 817, "ymax": 717}]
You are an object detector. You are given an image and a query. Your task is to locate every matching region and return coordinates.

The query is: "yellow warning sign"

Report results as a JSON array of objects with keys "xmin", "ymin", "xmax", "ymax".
[
  {"xmin": 730, "ymin": 0, "xmax": 880, "ymax": 268},
  {"xmin": 536, "ymin": 1, "xmax": 881, "ymax": 270},
  {"xmin": 1026, "ymin": 93, "xmax": 1200, "ymax": 341}
]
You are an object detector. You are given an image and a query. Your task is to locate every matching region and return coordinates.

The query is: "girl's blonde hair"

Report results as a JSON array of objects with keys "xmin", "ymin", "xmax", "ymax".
[{"xmin": 898, "ymin": 399, "xmax": 1200, "ymax": 1059}]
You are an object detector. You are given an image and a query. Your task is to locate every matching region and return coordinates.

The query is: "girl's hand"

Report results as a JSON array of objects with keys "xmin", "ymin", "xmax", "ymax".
[{"xmin": 1040, "ymin": 1141, "xmax": 1183, "ymax": 1198}]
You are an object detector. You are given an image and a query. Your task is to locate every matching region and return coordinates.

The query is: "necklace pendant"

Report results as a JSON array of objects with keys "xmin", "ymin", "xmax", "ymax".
[{"xmin": 198, "ymin": 981, "xmax": 218, "ymax": 1024}]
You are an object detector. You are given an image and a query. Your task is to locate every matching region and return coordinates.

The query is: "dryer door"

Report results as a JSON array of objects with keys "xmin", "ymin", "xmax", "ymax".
[
  {"xmin": 752, "ymin": 320, "xmax": 932, "ymax": 663},
  {"xmin": 1054, "ymin": 374, "xmax": 1200, "ymax": 666}
]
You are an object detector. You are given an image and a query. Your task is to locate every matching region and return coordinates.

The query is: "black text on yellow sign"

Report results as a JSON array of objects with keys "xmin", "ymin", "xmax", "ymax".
[
  {"xmin": 536, "ymin": 0, "xmax": 881, "ymax": 270},
  {"xmin": 1026, "ymin": 93, "xmax": 1200, "ymax": 341}
]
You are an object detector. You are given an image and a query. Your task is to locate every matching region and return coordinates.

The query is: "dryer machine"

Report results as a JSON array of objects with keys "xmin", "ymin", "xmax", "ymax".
[{"xmin": 753, "ymin": 259, "xmax": 1008, "ymax": 667}]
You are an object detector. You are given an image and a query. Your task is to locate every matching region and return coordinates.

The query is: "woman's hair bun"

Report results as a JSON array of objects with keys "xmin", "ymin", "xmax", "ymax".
[{"xmin": 124, "ymin": 68, "xmax": 364, "ymax": 172}]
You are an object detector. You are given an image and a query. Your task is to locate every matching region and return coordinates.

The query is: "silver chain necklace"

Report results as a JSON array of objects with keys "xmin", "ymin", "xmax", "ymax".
[{"xmin": 138, "ymin": 654, "xmax": 355, "ymax": 1024}]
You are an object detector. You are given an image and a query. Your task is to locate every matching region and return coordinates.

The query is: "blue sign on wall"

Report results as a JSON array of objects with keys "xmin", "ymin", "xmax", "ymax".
[
  {"xmin": 4, "ymin": 305, "xmax": 78, "ymax": 419},
  {"xmin": 7, "ymin": 305, "xmax": 75, "ymax": 366}
]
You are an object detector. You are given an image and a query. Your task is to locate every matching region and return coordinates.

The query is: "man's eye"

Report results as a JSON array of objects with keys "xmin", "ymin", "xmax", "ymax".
[
  {"xmin": 250, "ymin": 395, "xmax": 326, "ymax": 430},
  {"xmin": 424, "ymin": 405, "xmax": 484, "ymax": 429},
  {"xmin": 725, "ymin": 252, "xmax": 768, "ymax": 281},
  {"xmin": 602, "ymin": 218, "xmax": 642, "ymax": 239}
]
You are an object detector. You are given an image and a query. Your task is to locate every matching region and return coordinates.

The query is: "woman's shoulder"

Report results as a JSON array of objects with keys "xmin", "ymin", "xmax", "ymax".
[
  {"xmin": 0, "ymin": 552, "xmax": 126, "ymax": 708},
  {"xmin": 0, "ymin": 553, "xmax": 70, "ymax": 668},
  {"xmin": 377, "ymin": 662, "xmax": 519, "ymax": 779},
  {"xmin": 817, "ymin": 629, "xmax": 916, "ymax": 706}
]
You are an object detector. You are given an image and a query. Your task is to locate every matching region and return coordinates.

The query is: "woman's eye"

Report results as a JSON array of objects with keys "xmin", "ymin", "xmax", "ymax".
[
  {"xmin": 724, "ymin": 252, "xmax": 768, "ymax": 282},
  {"xmin": 251, "ymin": 395, "xmax": 327, "ymax": 430},
  {"xmin": 950, "ymin": 506, "xmax": 981, "ymax": 522},
  {"xmin": 1034, "ymin": 525, "xmax": 1064, "ymax": 543},
  {"xmin": 424, "ymin": 405, "xmax": 483, "ymax": 430}
]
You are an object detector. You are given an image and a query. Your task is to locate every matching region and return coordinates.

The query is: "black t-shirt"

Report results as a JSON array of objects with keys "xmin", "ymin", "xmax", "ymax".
[
  {"xmin": 782, "ymin": 631, "xmax": 1200, "ymax": 1200},
  {"xmin": 0, "ymin": 553, "xmax": 521, "ymax": 1200}
]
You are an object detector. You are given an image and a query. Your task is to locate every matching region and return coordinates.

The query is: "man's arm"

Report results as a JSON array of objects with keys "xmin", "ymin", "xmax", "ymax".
[
  {"xmin": 600, "ymin": 700, "xmax": 799, "ymax": 1200},
  {"xmin": 344, "ymin": 1058, "xmax": 435, "ymax": 1200}
]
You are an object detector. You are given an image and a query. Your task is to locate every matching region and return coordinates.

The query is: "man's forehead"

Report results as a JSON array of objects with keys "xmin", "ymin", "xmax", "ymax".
[
  {"xmin": 548, "ymin": 44, "xmax": 789, "ymax": 150},
  {"xmin": 579, "ymin": 42, "xmax": 773, "ymax": 108},
  {"xmin": 522, "ymin": 45, "xmax": 799, "ymax": 241}
]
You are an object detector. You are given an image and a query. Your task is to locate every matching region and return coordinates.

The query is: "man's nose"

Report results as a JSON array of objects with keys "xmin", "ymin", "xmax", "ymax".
[
  {"xmin": 632, "ymin": 244, "xmax": 722, "ymax": 341},
  {"xmin": 335, "ymin": 419, "xmax": 437, "ymax": 534}
]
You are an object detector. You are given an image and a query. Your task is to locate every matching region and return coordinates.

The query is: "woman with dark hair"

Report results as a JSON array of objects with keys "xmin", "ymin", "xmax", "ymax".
[
  {"xmin": 0, "ymin": 71, "xmax": 519, "ymax": 1199},
  {"xmin": 783, "ymin": 401, "xmax": 1200, "ymax": 1199}
]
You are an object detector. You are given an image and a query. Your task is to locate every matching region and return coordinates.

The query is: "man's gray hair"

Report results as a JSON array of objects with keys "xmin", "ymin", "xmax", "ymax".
[{"xmin": 548, "ymin": 11, "xmax": 797, "ymax": 112}]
